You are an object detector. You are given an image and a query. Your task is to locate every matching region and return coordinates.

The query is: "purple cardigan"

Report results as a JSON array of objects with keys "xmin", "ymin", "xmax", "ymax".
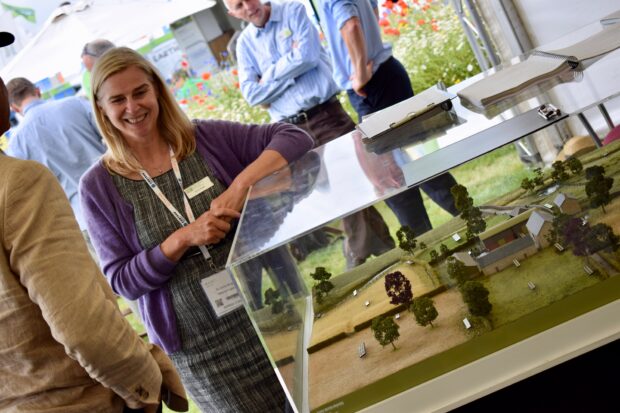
[{"xmin": 79, "ymin": 120, "xmax": 314, "ymax": 353}]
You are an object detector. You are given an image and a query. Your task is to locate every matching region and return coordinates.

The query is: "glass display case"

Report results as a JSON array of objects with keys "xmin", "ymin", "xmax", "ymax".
[{"xmin": 227, "ymin": 19, "xmax": 620, "ymax": 413}]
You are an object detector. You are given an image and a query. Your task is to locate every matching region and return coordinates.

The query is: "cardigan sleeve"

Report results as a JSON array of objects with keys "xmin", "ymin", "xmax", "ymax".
[
  {"xmin": 3, "ymin": 159, "xmax": 163, "ymax": 408},
  {"xmin": 194, "ymin": 119, "xmax": 315, "ymax": 185},
  {"xmin": 79, "ymin": 163, "xmax": 178, "ymax": 300}
]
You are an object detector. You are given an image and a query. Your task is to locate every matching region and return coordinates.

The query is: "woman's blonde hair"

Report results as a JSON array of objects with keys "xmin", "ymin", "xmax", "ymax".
[{"xmin": 91, "ymin": 47, "xmax": 196, "ymax": 174}]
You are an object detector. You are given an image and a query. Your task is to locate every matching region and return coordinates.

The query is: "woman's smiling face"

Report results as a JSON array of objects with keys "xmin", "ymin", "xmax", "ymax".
[{"xmin": 97, "ymin": 65, "xmax": 160, "ymax": 145}]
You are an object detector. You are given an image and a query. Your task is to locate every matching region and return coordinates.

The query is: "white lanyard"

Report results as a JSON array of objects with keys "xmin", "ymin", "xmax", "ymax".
[{"xmin": 139, "ymin": 146, "xmax": 213, "ymax": 263}]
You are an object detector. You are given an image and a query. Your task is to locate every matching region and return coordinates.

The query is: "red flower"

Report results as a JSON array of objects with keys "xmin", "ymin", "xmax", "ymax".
[
  {"xmin": 383, "ymin": 1, "xmax": 394, "ymax": 9},
  {"xmin": 207, "ymin": 105, "xmax": 216, "ymax": 110},
  {"xmin": 192, "ymin": 95, "xmax": 200, "ymax": 101},
  {"xmin": 234, "ymin": 82, "xmax": 240, "ymax": 89},
  {"xmin": 400, "ymin": 11, "xmax": 407, "ymax": 17},
  {"xmin": 222, "ymin": 86, "xmax": 228, "ymax": 92},
  {"xmin": 398, "ymin": 0, "xmax": 408, "ymax": 9},
  {"xmin": 422, "ymin": 4, "xmax": 430, "ymax": 11},
  {"xmin": 417, "ymin": 18, "xmax": 425, "ymax": 25},
  {"xmin": 379, "ymin": 18, "xmax": 390, "ymax": 27},
  {"xmin": 398, "ymin": 19, "xmax": 408, "ymax": 26},
  {"xmin": 179, "ymin": 99, "xmax": 188, "ymax": 105},
  {"xmin": 431, "ymin": 24, "xmax": 439, "ymax": 31},
  {"xmin": 198, "ymin": 99, "xmax": 205, "ymax": 105},
  {"xmin": 232, "ymin": 69, "xmax": 238, "ymax": 76},
  {"xmin": 180, "ymin": 60, "xmax": 188, "ymax": 68},
  {"xmin": 201, "ymin": 72, "xmax": 211, "ymax": 80}
]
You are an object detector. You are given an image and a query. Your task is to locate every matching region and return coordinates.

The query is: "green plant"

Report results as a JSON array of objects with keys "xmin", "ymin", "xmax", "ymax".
[
  {"xmin": 396, "ymin": 225, "xmax": 417, "ymax": 254},
  {"xmin": 371, "ymin": 315, "xmax": 400, "ymax": 350},
  {"xmin": 461, "ymin": 280, "xmax": 492, "ymax": 317},
  {"xmin": 310, "ymin": 266, "xmax": 334, "ymax": 304},
  {"xmin": 410, "ymin": 296, "xmax": 438, "ymax": 327}
]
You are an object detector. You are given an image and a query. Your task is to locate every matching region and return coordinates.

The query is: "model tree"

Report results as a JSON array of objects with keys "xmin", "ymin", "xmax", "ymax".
[
  {"xmin": 585, "ymin": 165, "xmax": 614, "ymax": 213},
  {"xmin": 461, "ymin": 281, "xmax": 492, "ymax": 317},
  {"xmin": 560, "ymin": 217, "xmax": 590, "ymax": 260},
  {"xmin": 439, "ymin": 243, "xmax": 450, "ymax": 258},
  {"xmin": 396, "ymin": 225, "xmax": 417, "ymax": 255},
  {"xmin": 545, "ymin": 210, "xmax": 569, "ymax": 246},
  {"xmin": 384, "ymin": 271, "xmax": 413, "ymax": 307},
  {"xmin": 264, "ymin": 288, "xmax": 284, "ymax": 314},
  {"xmin": 419, "ymin": 242, "xmax": 427, "ymax": 250},
  {"xmin": 520, "ymin": 177, "xmax": 535, "ymax": 192},
  {"xmin": 429, "ymin": 249, "xmax": 439, "ymax": 262},
  {"xmin": 410, "ymin": 296, "xmax": 438, "ymax": 327},
  {"xmin": 451, "ymin": 184, "xmax": 486, "ymax": 240},
  {"xmin": 566, "ymin": 157, "xmax": 583, "ymax": 175},
  {"xmin": 532, "ymin": 167, "xmax": 545, "ymax": 187},
  {"xmin": 371, "ymin": 315, "xmax": 400, "ymax": 350},
  {"xmin": 551, "ymin": 160, "xmax": 570, "ymax": 183},
  {"xmin": 311, "ymin": 267, "xmax": 334, "ymax": 304},
  {"xmin": 586, "ymin": 223, "xmax": 619, "ymax": 253},
  {"xmin": 447, "ymin": 256, "xmax": 469, "ymax": 285}
]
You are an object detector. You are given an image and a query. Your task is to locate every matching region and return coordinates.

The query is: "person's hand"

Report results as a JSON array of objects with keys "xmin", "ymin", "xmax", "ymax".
[
  {"xmin": 351, "ymin": 60, "xmax": 373, "ymax": 97},
  {"xmin": 180, "ymin": 207, "xmax": 240, "ymax": 246},
  {"xmin": 210, "ymin": 183, "xmax": 249, "ymax": 216}
]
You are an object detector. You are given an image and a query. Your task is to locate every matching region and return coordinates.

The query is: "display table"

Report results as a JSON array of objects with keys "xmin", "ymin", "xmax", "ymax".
[{"xmin": 227, "ymin": 16, "xmax": 620, "ymax": 413}]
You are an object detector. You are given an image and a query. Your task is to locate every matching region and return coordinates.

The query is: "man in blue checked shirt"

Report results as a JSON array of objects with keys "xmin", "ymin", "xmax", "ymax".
[
  {"xmin": 227, "ymin": 0, "xmax": 352, "ymax": 146},
  {"xmin": 317, "ymin": 0, "xmax": 460, "ymax": 235},
  {"xmin": 226, "ymin": 0, "xmax": 395, "ymax": 269}
]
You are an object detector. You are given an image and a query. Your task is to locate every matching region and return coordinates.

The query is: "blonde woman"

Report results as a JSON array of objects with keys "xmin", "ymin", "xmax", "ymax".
[{"xmin": 79, "ymin": 47, "xmax": 313, "ymax": 412}]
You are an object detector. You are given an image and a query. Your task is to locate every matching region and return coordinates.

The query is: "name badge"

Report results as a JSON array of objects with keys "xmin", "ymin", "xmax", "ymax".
[
  {"xmin": 280, "ymin": 28, "xmax": 292, "ymax": 39},
  {"xmin": 200, "ymin": 270, "xmax": 243, "ymax": 318},
  {"xmin": 184, "ymin": 176, "xmax": 214, "ymax": 199}
]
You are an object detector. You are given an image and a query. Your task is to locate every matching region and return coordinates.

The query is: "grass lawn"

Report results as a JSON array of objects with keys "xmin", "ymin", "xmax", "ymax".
[{"xmin": 480, "ymin": 248, "xmax": 601, "ymax": 328}]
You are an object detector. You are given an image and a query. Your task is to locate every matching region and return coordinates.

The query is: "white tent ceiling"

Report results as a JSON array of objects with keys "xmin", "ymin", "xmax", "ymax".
[{"xmin": 1, "ymin": 0, "xmax": 216, "ymax": 84}]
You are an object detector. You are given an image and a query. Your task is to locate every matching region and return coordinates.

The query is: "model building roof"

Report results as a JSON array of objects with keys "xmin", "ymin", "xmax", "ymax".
[
  {"xmin": 476, "ymin": 235, "xmax": 535, "ymax": 268},
  {"xmin": 553, "ymin": 192, "xmax": 579, "ymax": 207},
  {"xmin": 526, "ymin": 210, "xmax": 554, "ymax": 236},
  {"xmin": 453, "ymin": 252, "xmax": 478, "ymax": 267},
  {"xmin": 479, "ymin": 209, "xmax": 534, "ymax": 240}
]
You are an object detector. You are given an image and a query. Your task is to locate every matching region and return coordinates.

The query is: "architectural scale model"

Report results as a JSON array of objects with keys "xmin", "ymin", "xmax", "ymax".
[{"xmin": 298, "ymin": 143, "xmax": 620, "ymax": 411}]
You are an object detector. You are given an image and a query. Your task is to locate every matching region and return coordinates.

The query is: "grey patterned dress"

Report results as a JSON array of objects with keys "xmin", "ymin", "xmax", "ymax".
[{"xmin": 112, "ymin": 152, "xmax": 287, "ymax": 412}]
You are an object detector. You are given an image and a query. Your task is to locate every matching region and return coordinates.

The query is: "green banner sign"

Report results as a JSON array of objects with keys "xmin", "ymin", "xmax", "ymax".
[{"xmin": 1, "ymin": 2, "xmax": 36, "ymax": 23}]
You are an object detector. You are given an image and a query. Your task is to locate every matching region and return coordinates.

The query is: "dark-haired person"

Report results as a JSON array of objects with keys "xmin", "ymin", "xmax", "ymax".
[{"xmin": 6, "ymin": 76, "xmax": 106, "ymax": 234}]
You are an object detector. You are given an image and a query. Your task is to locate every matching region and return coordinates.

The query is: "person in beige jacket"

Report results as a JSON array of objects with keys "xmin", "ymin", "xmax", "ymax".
[{"xmin": 0, "ymin": 31, "xmax": 186, "ymax": 413}]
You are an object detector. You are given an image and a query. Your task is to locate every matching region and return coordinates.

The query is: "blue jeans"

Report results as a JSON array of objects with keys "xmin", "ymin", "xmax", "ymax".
[{"xmin": 348, "ymin": 56, "xmax": 459, "ymax": 235}]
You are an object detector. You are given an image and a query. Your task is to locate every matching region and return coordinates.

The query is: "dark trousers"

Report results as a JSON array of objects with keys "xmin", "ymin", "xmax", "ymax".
[
  {"xmin": 289, "ymin": 98, "xmax": 395, "ymax": 267},
  {"xmin": 347, "ymin": 56, "xmax": 459, "ymax": 235}
]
